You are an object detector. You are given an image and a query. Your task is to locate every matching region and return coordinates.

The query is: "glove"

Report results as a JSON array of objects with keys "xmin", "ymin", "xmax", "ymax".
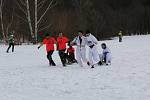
[
  {"xmin": 89, "ymin": 44, "xmax": 94, "ymax": 48},
  {"xmin": 38, "ymin": 46, "xmax": 40, "ymax": 49}
]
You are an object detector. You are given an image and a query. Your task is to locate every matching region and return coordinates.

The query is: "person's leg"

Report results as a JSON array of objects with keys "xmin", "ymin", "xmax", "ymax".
[
  {"xmin": 81, "ymin": 47, "xmax": 89, "ymax": 65},
  {"xmin": 62, "ymin": 50, "xmax": 67, "ymax": 65},
  {"xmin": 59, "ymin": 49, "xmax": 66, "ymax": 66},
  {"xmin": 70, "ymin": 53, "xmax": 77, "ymax": 63},
  {"xmin": 98, "ymin": 54, "xmax": 103, "ymax": 65},
  {"xmin": 106, "ymin": 53, "xmax": 111, "ymax": 65},
  {"xmin": 103, "ymin": 54, "xmax": 107, "ymax": 64},
  {"xmin": 76, "ymin": 49, "xmax": 83, "ymax": 67},
  {"xmin": 6, "ymin": 43, "xmax": 11, "ymax": 53},
  {"xmin": 72, "ymin": 53, "xmax": 77, "ymax": 62},
  {"xmin": 88, "ymin": 48, "xmax": 93, "ymax": 66},
  {"xmin": 92, "ymin": 46, "xmax": 100, "ymax": 65},
  {"xmin": 12, "ymin": 43, "xmax": 14, "ymax": 52},
  {"xmin": 58, "ymin": 50, "xmax": 63, "ymax": 63},
  {"xmin": 119, "ymin": 37, "xmax": 122, "ymax": 42},
  {"xmin": 64, "ymin": 53, "xmax": 69, "ymax": 64},
  {"xmin": 47, "ymin": 51, "xmax": 56, "ymax": 66},
  {"xmin": 70, "ymin": 53, "xmax": 75, "ymax": 63},
  {"xmin": 66, "ymin": 54, "xmax": 71, "ymax": 63}
]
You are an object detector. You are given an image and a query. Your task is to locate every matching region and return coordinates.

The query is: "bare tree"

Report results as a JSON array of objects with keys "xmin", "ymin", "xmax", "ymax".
[
  {"xmin": 0, "ymin": 0, "xmax": 15, "ymax": 42},
  {"xmin": 26, "ymin": 0, "xmax": 34, "ymax": 38},
  {"xmin": 6, "ymin": 8, "xmax": 14, "ymax": 35},
  {"xmin": 35, "ymin": 0, "xmax": 57, "ymax": 41},
  {"xmin": 16, "ymin": 0, "xmax": 57, "ymax": 42},
  {"xmin": 15, "ymin": 0, "xmax": 34, "ymax": 39},
  {"xmin": 0, "ymin": 0, "xmax": 5, "ymax": 42}
]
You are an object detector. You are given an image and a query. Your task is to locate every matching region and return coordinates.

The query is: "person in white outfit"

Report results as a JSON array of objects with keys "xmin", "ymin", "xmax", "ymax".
[
  {"xmin": 71, "ymin": 31, "xmax": 89, "ymax": 67},
  {"xmin": 100, "ymin": 43, "xmax": 111, "ymax": 65},
  {"xmin": 85, "ymin": 30, "xmax": 100, "ymax": 68}
]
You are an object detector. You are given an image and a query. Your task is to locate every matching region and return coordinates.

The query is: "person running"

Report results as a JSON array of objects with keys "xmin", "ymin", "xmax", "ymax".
[
  {"xmin": 38, "ymin": 33, "xmax": 56, "ymax": 66},
  {"xmin": 56, "ymin": 32, "xmax": 69, "ymax": 66},
  {"xmin": 99, "ymin": 43, "xmax": 111, "ymax": 65},
  {"xmin": 118, "ymin": 31, "xmax": 123, "ymax": 42},
  {"xmin": 85, "ymin": 30, "xmax": 100, "ymax": 68},
  {"xmin": 71, "ymin": 30, "xmax": 89, "ymax": 67},
  {"xmin": 6, "ymin": 33, "xmax": 15, "ymax": 53}
]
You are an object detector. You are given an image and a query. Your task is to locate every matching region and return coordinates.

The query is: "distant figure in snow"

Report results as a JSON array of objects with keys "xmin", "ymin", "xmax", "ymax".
[
  {"xmin": 66, "ymin": 42, "xmax": 77, "ymax": 64},
  {"xmin": 99, "ymin": 43, "xmax": 111, "ymax": 66},
  {"xmin": 56, "ymin": 32, "xmax": 69, "ymax": 66},
  {"xmin": 38, "ymin": 33, "xmax": 56, "ymax": 66},
  {"xmin": 6, "ymin": 32, "xmax": 15, "ymax": 53},
  {"xmin": 85, "ymin": 30, "xmax": 100, "ymax": 68},
  {"xmin": 118, "ymin": 31, "xmax": 123, "ymax": 42}
]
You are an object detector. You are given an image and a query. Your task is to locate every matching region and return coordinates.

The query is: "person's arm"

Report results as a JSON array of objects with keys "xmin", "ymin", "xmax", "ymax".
[
  {"xmin": 71, "ymin": 37, "xmax": 77, "ymax": 46},
  {"xmin": 7, "ymin": 36, "xmax": 13, "ymax": 41},
  {"xmin": 38, "ymin": 38, "xmax": 45, "ymax": 49},
  {"xmin": 55, "ymin": 38, "xmax": 59, "ymax": 50},
  {"xmin": 38, "ymin": 42, "xmax": 43, "ymax": 49},
  {"xmin": 65, "ymin": 37, "xmax": 69, "ymax": 43},
  {"xmin": 103, "ymin": 48, "xmax": 110, "ymax": 55},
  {"xmin": 66, "ymin": 49, "xmax": 69, "ymax": 55},
  {"xmin": 91, "ymin": 35, "xmax": 98, "ymax": 45}
]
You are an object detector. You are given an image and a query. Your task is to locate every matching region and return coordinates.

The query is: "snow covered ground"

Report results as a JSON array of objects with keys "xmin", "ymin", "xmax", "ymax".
[{"xmin": 0, "ymin": 35, "xmax": 150, "ymax": 100}]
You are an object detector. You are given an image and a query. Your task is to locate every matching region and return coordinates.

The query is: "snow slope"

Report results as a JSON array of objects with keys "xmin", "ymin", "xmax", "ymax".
[{"xmin": 0, "ymin": 35, "xmax": 150, "ymax": 100}]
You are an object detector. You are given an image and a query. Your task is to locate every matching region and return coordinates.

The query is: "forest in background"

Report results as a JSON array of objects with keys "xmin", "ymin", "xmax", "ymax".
[{"xmin": 0, "ymin": 0, "xmax": 150, "ymax": 43}]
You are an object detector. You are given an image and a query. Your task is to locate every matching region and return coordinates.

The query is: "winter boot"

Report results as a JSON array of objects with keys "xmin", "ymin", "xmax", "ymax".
[{"xmin": 91, "ymin": 65, "xmax": 94, "ymax": 68}]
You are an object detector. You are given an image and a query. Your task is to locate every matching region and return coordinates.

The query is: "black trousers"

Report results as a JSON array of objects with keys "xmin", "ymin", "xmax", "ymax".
[
  {"xmin": 47, "ymin": 50, "xmax": 56, "ymax": 66},
  {"xmin": 119, "ymin": 37, "xmax": 122, "ymax": 42},
  {"xmin": 59, "ymin": 49, "xmax": 66, "ymax": 66},
  {"xmin": 67, "ymin": 53, "xmax": 76, "ymax": 63},
  {"xmin": 7, "ymin": 43, "xmax": 14, "ymax": 52}
]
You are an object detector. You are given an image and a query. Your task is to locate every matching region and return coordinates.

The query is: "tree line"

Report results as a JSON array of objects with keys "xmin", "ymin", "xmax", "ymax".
[{"xmin": 0, "ymin": 0, "xmax": 150, "ymax": 43}]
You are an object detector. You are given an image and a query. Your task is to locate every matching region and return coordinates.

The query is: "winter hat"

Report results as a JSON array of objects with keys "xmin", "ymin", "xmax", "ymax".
[
  {"xmin": 101, "ymin": 43, "xmax": 106, "ymax": 49},
  {"xmin": 78, "ymin": 30, "xmax": 83, "ymax": 34},
  {"xmin": 85, "ymin": 30, "xmax": 91, "ymax": 37},
  {"xmin": 86, "ymin": 30, "xmax": 90, "ymax": 34},
  {"xmin": 45, "ymin": 33, "xmax": 50, "ymax": 37}
]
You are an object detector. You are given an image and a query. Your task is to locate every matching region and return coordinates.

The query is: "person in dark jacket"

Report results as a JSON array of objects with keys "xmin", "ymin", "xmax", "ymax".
[
  {"xmin": 6, "ymin": 33, "xmax": 15, "ymax": 53},
  {"xmin": 118, "ymin": 31, "xmax": 123, "ymax": 42}
]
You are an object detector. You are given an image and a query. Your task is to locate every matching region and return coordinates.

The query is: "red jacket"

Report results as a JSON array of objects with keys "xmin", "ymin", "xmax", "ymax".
[
  {"xmin": 43, "ymin": 37, "xmax": 56, "ymax": 52},
  {"xmin": 57, "ymin": 37, "xmax": 69, "ymax": 50},
  {"xmin": 67, "ymin": 47, "xmax": 75, "ymax": 54}
]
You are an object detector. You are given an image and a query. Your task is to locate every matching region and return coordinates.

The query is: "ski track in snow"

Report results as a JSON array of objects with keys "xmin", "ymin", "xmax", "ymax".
[{"xmin": 0, "ymin": 35, "xmax": 150, "ymax": 100}]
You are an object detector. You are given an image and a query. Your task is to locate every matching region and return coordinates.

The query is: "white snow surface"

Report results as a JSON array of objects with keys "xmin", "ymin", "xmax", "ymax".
[{"xmin": 0, "ymin": 35, "xmax": 150, "ymax": 100}]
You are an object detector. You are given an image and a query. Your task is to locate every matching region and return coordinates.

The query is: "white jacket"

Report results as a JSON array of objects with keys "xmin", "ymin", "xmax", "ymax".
[
  {"xmin": 85, "ymin": 34, "xmax": 98, "ymax": 47},
  {"xmin": 72, "ymin": 36, "xmax": 87, "ymax": 48},
  {"xmin": 102, "ymin": 47, "xmax": 111, "ymax": 64},
  {"xmin": 71, "ymin": 36, "xmax": 88, "ymax": 66},
  {"xmin": 103, "ymin": 47, "xmax": 111, "ymax": 54}
]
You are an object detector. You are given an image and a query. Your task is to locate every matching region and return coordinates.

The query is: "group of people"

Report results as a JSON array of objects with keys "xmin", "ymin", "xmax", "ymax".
[
  {"xmin": 38, "ymin": 30, "xmax": 112, "ymax": 68},
  {"xmin": 38, "ymin": 32, "xmax": 70, "ymax": 67},
  {"xmin": 5, "ymin": 30, "xmax": 113, "ymax": 68}
]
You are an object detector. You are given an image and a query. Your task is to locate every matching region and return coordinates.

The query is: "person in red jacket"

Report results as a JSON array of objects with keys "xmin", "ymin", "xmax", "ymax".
[
  {"xmin": 66, "ymin": 43, "xmax": 76, "ymax": 64},
  {"xmin": 57, "ymin": 32, "xmax": 69, "ymax": 66},
  {"xmin": 38, "ymin": 33, "xmax": 56, "ymax": 66}
]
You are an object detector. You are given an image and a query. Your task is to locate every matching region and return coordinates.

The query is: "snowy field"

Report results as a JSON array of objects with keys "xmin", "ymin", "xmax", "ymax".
[{"xmin": 0, "ymin": 35, "xmax": 150, "ymax": 100}]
